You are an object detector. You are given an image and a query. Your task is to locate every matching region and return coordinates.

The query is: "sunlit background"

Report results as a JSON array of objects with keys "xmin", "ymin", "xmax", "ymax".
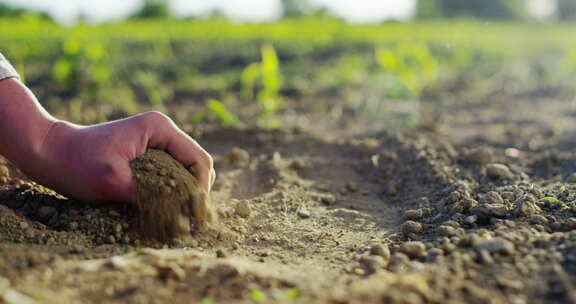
[
  {"xmin": 0, "ymin": 0, "xmax": 575, "ymax": 132},
  {"xmin": 0, "ymin": 0, "xmax": 559, "ymax": 24}
]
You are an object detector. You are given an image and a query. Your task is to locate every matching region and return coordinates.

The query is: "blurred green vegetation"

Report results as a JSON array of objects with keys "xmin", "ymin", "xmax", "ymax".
[
  {"xmin": 0, "ymin": 2, "xmax": 53, "ymax": 22},
  {"xmin": 557, "ymin": 0, "xmax": 576, "ymax": 20},
  {"xmin": 1, "ymin": 16, "xmax": 576, "ymax": 126},
  {"xmin": 129, "ymin": 0, "xmax": 171, "ymax": 20},
  {"xmin": 416, "ymin": 0, "xmax": 528, "ymax": 20}
]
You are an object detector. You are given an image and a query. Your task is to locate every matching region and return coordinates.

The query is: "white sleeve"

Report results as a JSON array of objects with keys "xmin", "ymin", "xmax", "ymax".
[{"xmin": 0, "ymin": 53, "xmax": 20, "ymax": 80}]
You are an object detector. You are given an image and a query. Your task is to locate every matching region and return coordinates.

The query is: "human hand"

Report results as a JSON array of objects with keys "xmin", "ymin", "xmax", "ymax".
[{"xmin": 20, "ymin": 111, "xmax": 214, "ymax": 204}]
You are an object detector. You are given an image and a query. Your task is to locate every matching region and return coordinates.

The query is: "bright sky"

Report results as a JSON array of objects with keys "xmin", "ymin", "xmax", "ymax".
[
  {"xmin": 2, "ymin": 0, "xmax": 555, "ymax": 24},
  {"xmin": 2, "ymin": 0, "xmax": 417, "ymax": 24}
]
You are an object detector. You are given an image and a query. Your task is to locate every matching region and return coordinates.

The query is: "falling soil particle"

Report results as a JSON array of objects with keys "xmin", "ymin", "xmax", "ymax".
[{"xmin": 130, "ymin": 149, "xmax": 217, "ymax": 242}]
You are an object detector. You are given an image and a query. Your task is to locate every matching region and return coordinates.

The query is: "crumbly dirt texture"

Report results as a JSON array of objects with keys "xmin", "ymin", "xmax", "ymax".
[
  {"xmin": 130, "ymin": 149, "xmax": 217, "ymax": 241},
  {"xmin": 2, "ymin": 97, "xmax": 576, "ymax": 303}
]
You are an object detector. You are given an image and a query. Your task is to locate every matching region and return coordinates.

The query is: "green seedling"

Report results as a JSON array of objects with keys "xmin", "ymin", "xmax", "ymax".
[
  {"xmin": 376, "ymin": 41, "xmax": 438, "ymax": 99},
  {"xmin": 241, "ymin": 44, "xmax": 283, "ymax": 128},
  {"xmin": 284, "ymin": 288, "xmax": 300, "ymax": 300},
  {"xmin": 250, "ymin": 289, "xmax": 267, "ymax": 303},
  {"xmin": 207, "ymin": 98, "xmax": 239, "ymax": 126},
  {"xmin": 540, "ymin": 197, "xmax": 561, "ymax": 204}
]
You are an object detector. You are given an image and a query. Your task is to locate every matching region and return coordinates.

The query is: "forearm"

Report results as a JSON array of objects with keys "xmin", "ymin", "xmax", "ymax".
[{"xmin": 0, "ymin": 77, "xmax": 57, "ymax": 168}]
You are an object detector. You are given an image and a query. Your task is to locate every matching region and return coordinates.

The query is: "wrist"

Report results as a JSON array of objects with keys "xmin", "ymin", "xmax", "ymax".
[
  {"xmin": 12, "ymin": 120, "xmax": 80, "ymax": 194},
  {"xmin": 0, "ymin": 78, "xmax": 57, "ymax": 168},
  {"xmin": 2, "ymin": 117, "xmax": 59, "ymax": 172},
  {"xmin": 6, "ymin": 117, "xmax": 60, "ymax": 178}
]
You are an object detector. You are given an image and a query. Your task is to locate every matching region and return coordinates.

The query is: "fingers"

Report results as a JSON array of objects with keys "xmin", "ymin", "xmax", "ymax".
[
  {"xmin": 190, "ymin": 164, "xmax": 216, "ymax": 192},
  {"xmin": 141, "ymin": 111, "xmax": 214, "ymax": 192},
  {"xmin": 210, "ymin": 167, "xmax": 216, "ymax": 190}
]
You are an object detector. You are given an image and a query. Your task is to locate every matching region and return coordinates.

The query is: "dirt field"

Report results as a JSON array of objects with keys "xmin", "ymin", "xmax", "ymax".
[{"xmin": 1, "ymin": 95, "xmax": 576, "ymax": 303}]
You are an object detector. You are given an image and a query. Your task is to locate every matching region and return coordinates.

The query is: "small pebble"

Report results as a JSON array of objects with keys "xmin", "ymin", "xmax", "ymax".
[
  {"xmin": 438, "ymin": 225, "xmax": 457, "ymax": 237},
  {"xmin": 235, "ymin": 200, "xmax": 251, "ymax": 218},
  {"xmin": 461, "ymin": 198, "xmax": 479, "ymax": 211},
  {"xmin": 387, "ymin": 253, "xmax": 410, "ymax": 272},
  {"xmin": 474, "ymin": 238, "xmax": 514, "ymax": 255},
  {"xmin": 353, "ymin": 267, "xmax": 366, "ymax": 276},
  {"xmin": 216, "ymin": 249, "xmax": 227, "ymax": 258},
  {"xmin": 401, "ymin": 221, "xmax": 423, "ymax": 235},
  {"xmin": 298, "ymin": 209, "xmax": 311, "ymax": 219},
  {"xmin": 514, "ymin": 201, "xmax": 539, "ymax": 217},
  {"xmin": 228, "ymin": 147, "xmax": 250, "ymax": 167},
  {"xmin": 464, "ymin": 215, "xmax": 477, "ymax": 225},
  {"xmin": 486, "ymin": 164, "xmax": 514, "ymax": 180},
  {"xmin": 369, "ymin": 244, "xmax": 391, "ymax": 260},
  {"xmin": 471, "ymin": 204, "xmax": 509, "ymax": 219},
  {"xmin": 399, "ymin": 241, "xmax": 427, "ymax": 259},
  {"xmin": 465, "ymin": 147, "xmax": 493, "ymax": 165},
  {"xmin": 404, "ymin": 209, "xmax": 423, "ymax": 221},
  {"xmin": 359, "ymin": 256, "xmax": 386, "ymax": 274},
  {"xmin": 530, "ymin": 214, "xmax": 549, "ymax": 225},
  {"xmin": 480, "ymin": 191, "xmax": 504, "ymax": 205}
]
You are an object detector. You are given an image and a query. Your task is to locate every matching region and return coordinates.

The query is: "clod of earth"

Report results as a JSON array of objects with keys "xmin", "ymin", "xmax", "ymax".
[
  {"xmin": 130, "ymin": 149, "xmax": 217, "ymax": 242},
  {"xmin": 399, "ymin": 241, "xmax": 427, "ymax": 259},
  {"xmin": 400, "ymin": 220, "xmax": 423, "ymax": 235},
  {"xmin": 369, "ymin": 244, "xmax": 391, "ymax": 260},
  {"xmin": 227, "ymin": 147, "xmax": 251, "ymax": 168},
  {"xmin": 464, "ymin": 147, "xmax": 493, "ymax": 165},
  {"xmin": 234, "ymin": 200, "xmax": 251, "ymax": 218},
  {"xmin": 486, "ymin": 163, "xmax": 514, "ymax": 180}
]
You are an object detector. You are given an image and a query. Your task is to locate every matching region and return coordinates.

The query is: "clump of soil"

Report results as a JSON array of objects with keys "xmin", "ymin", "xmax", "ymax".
[{"xmin": 130, "ymin": 149, "xmax": 217, "ymax": 242}]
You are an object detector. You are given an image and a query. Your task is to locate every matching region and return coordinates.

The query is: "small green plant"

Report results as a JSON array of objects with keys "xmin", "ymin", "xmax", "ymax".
[
  {"xmin": 131, "ymin": 70, "xmax": 171, "ymax": 110},
  {"xmin": 206, "ymin": 98, "xmax": 239, "ymax": 126},
  {"xmin": 540, "ymin": 197, "xmax": 561, "ymax": 204},
  {"xmin": 52, "ymin": 38, "xmax": 111, "ymax": 98},
  {"xmin": 241, "ymin": 44, "xmax": 283, "ymax": 128},
  {"xmin": 376, "ymin": 41, "xmax": 439, "ymax": 99},
  {"xmin": 249, "ymin": 289, "xmax": 267, "ymax": 303},
  {"xmin": 284, "ymin": 288, "xmax": 300, "ymax": 300}
]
